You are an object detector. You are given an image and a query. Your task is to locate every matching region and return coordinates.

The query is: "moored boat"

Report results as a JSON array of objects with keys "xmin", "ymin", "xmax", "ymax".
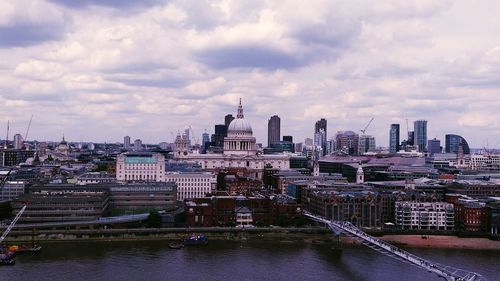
[
  {"xmin": 184, "ymin": 234, "xmax": 208, "ymax": 246},
  {"xmin": 0, "ymin": 259, "xmax": 15, "ymax": 266}
]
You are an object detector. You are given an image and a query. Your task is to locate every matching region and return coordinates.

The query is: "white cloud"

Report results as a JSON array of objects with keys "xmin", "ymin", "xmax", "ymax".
[{"xmin": 0, "ymin": 0, "xmax": 499, "ymax": 147}]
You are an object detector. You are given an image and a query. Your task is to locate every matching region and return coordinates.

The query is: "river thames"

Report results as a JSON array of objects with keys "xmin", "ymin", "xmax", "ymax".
[{"xmin": 3, "ymin": 240, "xmax": 499, "ymax": 281}]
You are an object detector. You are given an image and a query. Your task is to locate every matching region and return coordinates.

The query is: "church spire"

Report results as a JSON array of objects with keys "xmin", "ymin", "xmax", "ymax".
[{"xmin": 237, "ymin": 98, "xmax": 244, "ymax": 118}]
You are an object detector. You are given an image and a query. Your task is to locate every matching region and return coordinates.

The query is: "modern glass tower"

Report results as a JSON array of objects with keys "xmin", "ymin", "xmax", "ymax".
[
  {"xmin": 413, "ymin": 120, "xmax": 427, "ymax": 152},
  {"xmin": 267, "ymin": 115, "xmax": 280, "ymax": 147},
  {"xmin": 445, "ymin": 134, "xmax": 470, "ymax": 154},
  {"xmin": 315, "ymin": 118, "xmax": 327, "ymax": 156},
  {"xmin": 389, "ymin": 124, "xmax": 400, "ymax": 153}
]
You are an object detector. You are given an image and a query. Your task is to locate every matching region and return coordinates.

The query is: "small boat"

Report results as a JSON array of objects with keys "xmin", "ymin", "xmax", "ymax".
[
  {"xmin": 0, "ymin": 259, "xmax": 15, "ymax": 266},
  {"xmin": 9, "ymin": 244, "xmax": 42, "ymax": 253},
  {"xmin": 168, "ymin": 243, "xmax": 184, "ymax": 249},
  {"xmin": 184, "ymin": 234, "xmax": 208, "ymax": 246},
  {"xmin": 0, "ymin": 247, "xmax": 15, "ymax": 260}
]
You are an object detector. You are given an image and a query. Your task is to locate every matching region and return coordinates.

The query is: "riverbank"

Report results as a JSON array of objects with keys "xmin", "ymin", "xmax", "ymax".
[
  {"xmin": 4, "ymin": 227, "xmax": 499, "ymax": 250},
  {"xmin": 378, "ymin": 234, "xmax": 500, "ymax": 250}
]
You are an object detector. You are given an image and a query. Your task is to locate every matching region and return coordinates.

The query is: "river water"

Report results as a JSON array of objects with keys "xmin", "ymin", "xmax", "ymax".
[{"xmin": 2, "ymin": 240, "xmax": 499, "ymax": 281}]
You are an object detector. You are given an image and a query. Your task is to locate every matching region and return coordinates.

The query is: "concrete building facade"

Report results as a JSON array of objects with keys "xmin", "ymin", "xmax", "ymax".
[{"xmin": 116, "ymin": 152, "xmax": 165, "ymax": 182}]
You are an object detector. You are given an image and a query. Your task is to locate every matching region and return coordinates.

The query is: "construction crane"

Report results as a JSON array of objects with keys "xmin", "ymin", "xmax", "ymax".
[
  {"xmin": 24, "ymin": 115, "xmax": 33, "ymax": 142},
  {"xmin": 0, "ymin": 205, "xmax": 27, "ymax": 244},
  {"xmin": 0, "ymin": 169, "xmax": 13, "ymax": 190},
  {"xmin": 0, "ymin": 168, "xmax": 27, "ymax": 245},
  {"xmin": 406, "ymin": 118, "xmax": 409, "ymax": 136},
  {"xmin": 188, "ymin": 125, "xmax": 200, "ymax": 146},
  {"xmin": 360, "ymin": 117, "xmax": 374, "ymax": 135},
  {"xmin": 4, "ymin": 120, "xmax": 9, "ymax": 149}
]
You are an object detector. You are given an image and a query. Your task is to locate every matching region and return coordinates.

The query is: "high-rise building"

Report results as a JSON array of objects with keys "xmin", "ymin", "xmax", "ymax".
[
  {"xmin": 225, "ymin": 114, "xmax": 235, "ymax": 129},
  {"xmin": 413, "ymin": 120, "xmax": 427, "ymax": 152},
  {"xmin": 326, "ymin": 138, "xmax": 336, "ymax": 155},
  {"xmin": 13, "ymin": 134, "xmax": 23, "ymax": 150},
  {"xmin": 133, "ymin": 139, "xmax": 143, "ymax": 151},
  {"xmin": 389, "ymin": 124, "xmax": 400, "ymax": 153},
  {"xmin": 335, "ymin": 131, "xmax": 359, "ymax": 155},
  {"xmin": 267, "ymin": 115, "xmax": 281, "ymax": 147},
  {"xmin": 427, "ymin": 138, "xmax": 441, "ymax": 155},
  {"xmin": 358, "ymin": 135, "xmax": 376, "ymax": 154},
  {"xmin": 124, "ymin": 136, "xmax": 131, "ymax": 149},
  {"xmin": 407, "ymin": 131, "xmax": 415, "ymax": 146},
  {"xmin": 202, "ymin": 132, "xmax": 210, "ymax": 147},
  {"xmin": 283, "ymin": 136, "xmax": 293, "ymax": 142},
  {"xmin": 304, "ymin": 138, "xmax": 313, "ymax": 146},
  {"xmin": 213, "ymin": 124, "xmax": 227, "ymax": 147},
  {"xmin": 445, "ymin": 134, "xmax": 470, "ymax": 154},
  {"xmin": 314, "ymin": 118, "xmax": 327, "ymax": 156}
]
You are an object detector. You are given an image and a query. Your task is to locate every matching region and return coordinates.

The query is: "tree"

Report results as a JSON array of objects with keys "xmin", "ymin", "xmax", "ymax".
[{"xmin": 145, "ymin": 210, "xmax": 161, "ymax": 228}]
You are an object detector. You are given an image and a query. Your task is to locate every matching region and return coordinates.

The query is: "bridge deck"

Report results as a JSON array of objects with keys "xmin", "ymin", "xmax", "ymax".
[{"xmin": 304, "ymin": 212, "xmax": 488, "ymax": 281}]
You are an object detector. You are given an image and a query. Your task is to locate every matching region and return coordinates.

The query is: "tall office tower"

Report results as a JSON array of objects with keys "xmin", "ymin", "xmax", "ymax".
[
  {"xmin": 124, "ymin": 136, "xmax": 131, "ymax": 149},
  {"xmin": 213, "ymin": 124, "xmax": 227, "ymax": 147},
  {"xmin": 314, "ymin": 118, "xmax": 327, "ymax": 156},
  {"xmin": 335, "ymin": 131, "xmax": 359, "ymax": 155},
  {"xmin": 295, "ymin": 142, "xmax": 303, "ymax": 154},
  {"xmin": 413, "ymin": 120, "xmax": 428, "ymax": 152},
  {"xmin": 427, "ymin": 138, "xmax": 441, "ymax": 155},
  {"xmin": 389, "ymin": 124, "xmax": 400, "ymax": 153},
  {"xmin": 133, "ymin": 139, "xmax": 143, "ymax": 151},
  {"xmin": 184, "ymin": 129, "xmax": 191, "ymax": 146},
  {"xmin": 202, "ymin": 132, "xmax": 210, "ymax": 147},
  {"xmin": 13, "ymin": 134, "xmax": 23, "ymax": 149},
  {"xmin": 326, "ymin": 138, "xmax": 336, "ymax": 155},
  {"xmin": 304, "ymin": 138, "xmax": 313, "ymax": 146},
  {"xmin": 283, "ymin": 136, "xmax": 293, "ymax": 142},
  {"xmin": 358, "ymin": 135, "xmax": 376, "ymax": 155},
  {"xmin": 267, "ymin": 115, "xmax": 281, "ymax": 147},
  {"xmin": 407, "ymin": 131, "xmax": 415, "ymax": 146},
  {"xmin": 445, "ymin": 134, "xmax": 470, "ymax": 154},
  {"xmin": 224, "ymin": 114, "xmax": 235, "ymax": 129}
]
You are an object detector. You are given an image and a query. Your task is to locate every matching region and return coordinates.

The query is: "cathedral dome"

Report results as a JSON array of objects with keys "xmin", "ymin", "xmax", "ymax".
[{"xmin": 227, "ymin": 99, "xmax": 253, "ymax": 137}]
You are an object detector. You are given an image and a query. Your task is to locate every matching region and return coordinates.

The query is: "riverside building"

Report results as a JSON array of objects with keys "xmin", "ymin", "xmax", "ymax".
[
  {"xmin": 395, "ymin": 201, "xmax": 454, "ymax": 230},
  {"xmin": 116, "ymin": 152, "xmax": 166, "ymax": 182},
  {"xmin": 165, "ymin": 172, "xmax": 216, "ymax": 201}
]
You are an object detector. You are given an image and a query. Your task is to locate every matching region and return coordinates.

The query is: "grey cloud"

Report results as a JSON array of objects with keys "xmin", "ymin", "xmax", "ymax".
[
  {"xmin": 113, "ymin": 77, "xmax": 188, "ymax": 88},
  {"xmin": 292, "ymin": 18, "xmax": 360, "ymax": 49},
  {"xmin": 0, "ymin": 24, "xmax": 65, "ymax": 47},
  {"xmin": 195, "ymin": 45, "xmax": 303, "ymax": 70},
  {"xmin": 48, "ymin": 0, "xmax": 165, "ymax": 9}
]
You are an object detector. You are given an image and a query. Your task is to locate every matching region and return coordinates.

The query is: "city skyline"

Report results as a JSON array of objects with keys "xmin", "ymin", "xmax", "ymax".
[{"xmin": 1, "ymin": 1, "xmax": 499, "ymax": 148}]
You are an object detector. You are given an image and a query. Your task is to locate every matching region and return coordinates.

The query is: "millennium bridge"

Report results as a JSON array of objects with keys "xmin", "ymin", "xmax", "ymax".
[{"xmin": 304, "ymin": 212, "xmax": 488, "ymax": 281}]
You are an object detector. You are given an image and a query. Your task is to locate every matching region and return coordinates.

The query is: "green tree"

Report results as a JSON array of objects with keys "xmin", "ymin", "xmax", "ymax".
[{"xmin": 145, "ymin": 210, "xmax": 161, "ymax": 228}]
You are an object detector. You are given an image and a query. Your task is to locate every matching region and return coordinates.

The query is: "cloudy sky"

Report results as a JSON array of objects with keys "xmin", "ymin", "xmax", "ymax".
[{"xmin": 1, "ymin": 0, "xmax": 499, "ymax": 148}]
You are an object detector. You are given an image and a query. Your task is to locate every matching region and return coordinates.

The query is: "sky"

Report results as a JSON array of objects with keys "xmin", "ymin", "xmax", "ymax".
[{"xmin": 0, "ymin": 0, "xmax": 499, "ymax": 148}]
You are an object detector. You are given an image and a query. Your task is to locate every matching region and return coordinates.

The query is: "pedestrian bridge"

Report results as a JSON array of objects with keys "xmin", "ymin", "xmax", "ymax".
[{"xmin": 304, "ymin": 212, "xmax": 488, "ymax": 281}]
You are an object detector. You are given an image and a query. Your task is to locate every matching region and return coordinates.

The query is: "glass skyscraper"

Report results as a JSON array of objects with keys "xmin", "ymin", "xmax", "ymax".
[
  {"xmin": 413, "ymin": 120, "xmax": 427, "ymax": 152},
  {"xmin": 389, "ymin": 124, "xmax": 400, "ymax": 153}
]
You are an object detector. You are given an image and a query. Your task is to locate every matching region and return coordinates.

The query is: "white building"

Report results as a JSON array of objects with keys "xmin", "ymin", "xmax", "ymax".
[
  {"xmin": 173, "ymin": 100, "xmax": 290, "ymax": 179},
  {"xmin": 116, "ymin": 152, "xmax": 165, "ymax": 182},
  {"xmin": 165, "ymin": 172, "xmax": 216, "ymax": 201},
  {"xmin": 0, "ymin": 181, "xmax": 25, "ymax": 201},
  {"xmin": 13, "ymin": 134, "xmax": 23, "ymax": 149},
  {"xmin": 395, "ymin": 201, "xmax": 454, "ymax": 230},
  {"xmin": 469, "ymin": 154, "xmax": 500, "ymax": 171}
]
